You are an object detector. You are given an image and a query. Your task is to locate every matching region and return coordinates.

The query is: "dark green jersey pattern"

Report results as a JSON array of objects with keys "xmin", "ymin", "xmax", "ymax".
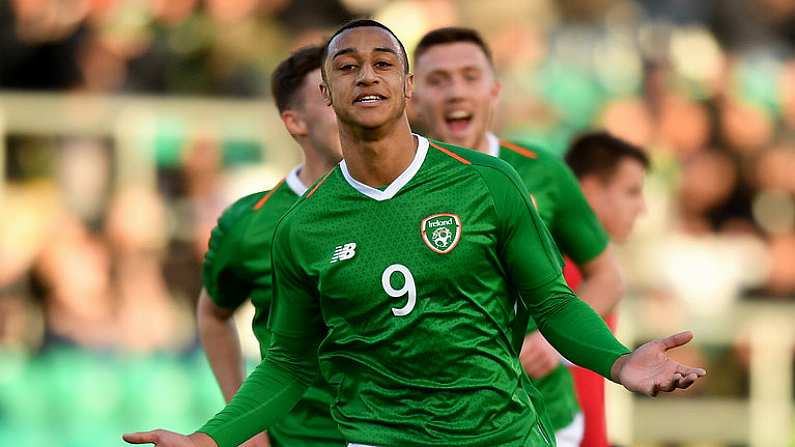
[
  {"xmin": 199, "ymin": 136, "xmax": 629, "ymax": 447},
  {"xmin": 493, "ymin": 135, "xmax": 610, "ymax": 430},
  {"xmin": 202, "ymin": 171, "xmax": 344, "ymax": 447}
]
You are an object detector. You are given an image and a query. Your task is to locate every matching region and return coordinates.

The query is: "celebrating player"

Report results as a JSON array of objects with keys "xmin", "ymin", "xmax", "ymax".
[
  {"xmin": 124, "ymin": 20, "xmax": 704, "ymax": 447},
  {"xmin": 564, "ymin": 132, "xmax": 649, "ymax": 447},
  {"xmin": 410, "ymin": 27, "xmax": 622, "ymax": 446},
  {"xmin": 197, "ymin": 45, "xmax": 344, "ymax": 447}
]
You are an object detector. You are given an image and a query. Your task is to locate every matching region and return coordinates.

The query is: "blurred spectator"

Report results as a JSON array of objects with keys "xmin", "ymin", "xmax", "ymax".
[
  {"xmin": 106, "ymin": 187, "xmax": 194, "ymax": 353},
  {"xmin": 34, "ymin": 213, "xmax": 117, "ymax": 351}
]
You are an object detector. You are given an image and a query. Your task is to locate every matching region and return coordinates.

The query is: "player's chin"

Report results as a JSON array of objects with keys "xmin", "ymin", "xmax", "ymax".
[{"xmin": 350, "ymin": 109, "xmax": 396, "ymax": 129}]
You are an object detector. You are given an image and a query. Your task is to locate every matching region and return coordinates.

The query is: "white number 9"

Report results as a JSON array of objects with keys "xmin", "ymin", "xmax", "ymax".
[{"xmin": 382, "ymin": 264, "xmax": 416, "ymax": 317}]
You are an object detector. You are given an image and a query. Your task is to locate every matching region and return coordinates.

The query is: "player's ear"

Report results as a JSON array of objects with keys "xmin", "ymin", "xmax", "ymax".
[
  {"xmin": 579, "ymin": 175, "xmax": 602, "ymax": 204},
  {"xmin": 281, "ymin": 110, "xmax": 308, "ymax": 137},
  {"xmin": 404, "ymin": 73, "xmax": 414, "ymax": 99},
  {"xmin": 491, "ymin": 79, "xmax": 502, "ymax": 100},
  {"xmin": 320, "ymin": 82, "xmax": 333, "ymax": 106}
]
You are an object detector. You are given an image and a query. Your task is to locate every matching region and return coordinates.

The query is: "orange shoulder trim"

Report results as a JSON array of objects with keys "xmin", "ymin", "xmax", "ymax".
[
  {"xmin": 500, "ymin": 140, "xmax": 537, "ymax": 159},
  {"xmin": 253, "ymin": 179, "xmax": 284, "ymax": 210},
  {"xmin": 429, "ymin": 141, "xmax": 471, "ymax": 165},
  {"xmin": 306, "ymin": 171, "xmax": 333, "ymax": 199}
]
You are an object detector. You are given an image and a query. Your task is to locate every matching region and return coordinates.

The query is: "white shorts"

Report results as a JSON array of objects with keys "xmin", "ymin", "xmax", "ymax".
[{"xmin": 555, "ymin": 412, "xmax": 585, "ymax": 447}]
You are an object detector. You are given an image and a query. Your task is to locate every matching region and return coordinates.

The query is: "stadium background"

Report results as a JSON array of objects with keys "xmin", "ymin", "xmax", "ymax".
[{"xmin": 1, "ymin": 0, "xmax": 794, "ymax": 445}]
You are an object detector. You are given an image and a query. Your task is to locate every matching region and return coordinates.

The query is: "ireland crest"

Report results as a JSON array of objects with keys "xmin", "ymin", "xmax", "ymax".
[{"xmin": 421, "ymin": 213, "xmax": 461, "ymax": 254}]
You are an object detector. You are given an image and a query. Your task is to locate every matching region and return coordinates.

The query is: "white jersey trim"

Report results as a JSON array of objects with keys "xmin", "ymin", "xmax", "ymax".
[
  {"xmin": 339, "ymin": 134, "xmax": 429, "ymax": 202},
  {"xmin": 285, "ymin": 165, "xmax": 309, "ymax": 196},
  {"xmin": 486, "ymin": 132, "xmax": 500, "ymax": 157}
]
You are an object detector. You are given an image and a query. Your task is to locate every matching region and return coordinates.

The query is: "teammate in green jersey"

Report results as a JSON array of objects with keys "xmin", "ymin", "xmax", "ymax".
[
  {"xmin": 124, "ymin": 20, "xmax": 705, "ymax": 447},
  {"xmin": 197, "ymin": 45, "xmax": 344, "ymax": 447},
  {"xmin": 410, "ymin": 27, "xmax": 622, "ymax": 446}
]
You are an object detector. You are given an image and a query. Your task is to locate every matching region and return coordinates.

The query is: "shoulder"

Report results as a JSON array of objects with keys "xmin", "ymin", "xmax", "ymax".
[
  {"xmin": 427, "ymin": 138, "xmax": 516, "ymax": 173},
  {"xmin": 426, "ymin": 138, "xmax": 526, "ymax": 193},
  {"xmin": 498, "ymin": 139, "xmax": 562, "ymax": 168},
  {"xmin": 498, "ymin": 139, "xmax": 576, "ymax": 188},
  {"xmin": 271, "ymin": 168, "xmax": 339, "ymax": 238},
  {"xmin": 215, "ymin": 190, "xmax": 268, "ymax": 232},
  {"xmin": 212, "ymin": 179, "xmax": 299, "ymax": 249}
]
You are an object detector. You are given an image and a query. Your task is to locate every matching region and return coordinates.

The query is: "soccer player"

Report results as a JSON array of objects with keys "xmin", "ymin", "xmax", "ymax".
[
  {"xmin": 197, "ymin": 45, "xmax": 344, "ymax": 447},
  {"xmin": 123, "ymin": 20, "xmax": 704, "ymax": 447},
  {"xmin": 564, "ymin": 132, "xmax": 649, "ymax": 447},
  {"xmin": 410, "ymin": 27, "xmax": 622, "ymax": 446}
]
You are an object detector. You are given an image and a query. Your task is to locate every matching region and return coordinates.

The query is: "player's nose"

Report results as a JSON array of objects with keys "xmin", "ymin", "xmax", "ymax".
[{"xmin": 356, "ymin": 64, "xmax": 379, "ymax": 85}]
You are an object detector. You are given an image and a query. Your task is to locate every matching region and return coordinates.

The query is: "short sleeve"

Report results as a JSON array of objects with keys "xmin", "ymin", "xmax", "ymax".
[{"xmin": 202, "ymin": 193, "xmax": 263, "ymax": 309}]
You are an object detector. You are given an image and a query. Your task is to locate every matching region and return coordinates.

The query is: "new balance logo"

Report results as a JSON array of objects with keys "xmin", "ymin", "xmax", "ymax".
[{"xmin": 331, "ymin": 242, "xmax": 357, "ymax": 263}]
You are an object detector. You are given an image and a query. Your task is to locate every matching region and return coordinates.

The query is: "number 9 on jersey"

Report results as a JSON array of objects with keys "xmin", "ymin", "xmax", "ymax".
[{"xmin": 382, "ymin": 264, "xmax": 416, "ymax": 317}]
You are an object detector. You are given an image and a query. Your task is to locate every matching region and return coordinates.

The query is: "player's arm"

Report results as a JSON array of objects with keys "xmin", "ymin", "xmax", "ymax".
[
  {"xmin": 482, "ymin": 162, "xmax": 705, "ymax": 395},
  {"xmin": 198, "ymin": 200, "xmax": 255, "ymax": 404},
  {"xmin": 125, "ymin": 221, "xmax": 323, "ymax": 447},
  {"xmin": 551, "ymin": 160, "xmax": 623, "ymax": 316},
  {"xmin": 197, "ymin": 289, "xmax": 245, "ymax": 403},
  {"xmin": 520, "ymin": 160, "xmax": 622, "ymax": 378}
]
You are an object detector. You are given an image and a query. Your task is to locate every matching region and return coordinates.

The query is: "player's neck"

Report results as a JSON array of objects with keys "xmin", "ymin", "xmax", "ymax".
[
  {"xmin": 339, "ymin": 117, "xmax": 417, "ymax": 188},
  {"xmin": 299, "ymin": 144, "xmax": 338, "ymax": 187},
  {"xmin": 472, "ymin": 133, "xmax": 490, "ymax": 154}
]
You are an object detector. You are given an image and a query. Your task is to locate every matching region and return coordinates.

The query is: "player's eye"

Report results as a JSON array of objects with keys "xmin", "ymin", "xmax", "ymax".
[
  {"xmin": 427, "ymin": 75, "xmax": 447, "ymax": 87},
  {"xmin": 339, "ymin": 64, "xmax": 357, "ymax": 71},
  {"xmin": 375, "ymin": 61, "xmax": 393, "ymax": 69},
  {"xmin": 464, "ymin": 72, "xmax": 482, "ymax": 82}
]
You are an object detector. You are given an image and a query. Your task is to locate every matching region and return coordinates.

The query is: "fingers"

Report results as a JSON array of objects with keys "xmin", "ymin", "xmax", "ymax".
[
  {"xmin": 677, "ymin": 364, "xmax": 707, "ymax": 377},
  {"xmin": 123, "ymin": 431, "xmax": 159, "ymax": 444},
  {"xmin": 522, "ymin": 350, "xmax": 551, "ymax": 377},
  {"xmin": 520, "ymin": 346, "xmax": 558, "ymax": 378},
  {"xmin": 525, "ymin": 360, "xmax": 557, "ymax": 379},
  {"xmin": 659, "ymin": 331, "xmax": 694, "ymax": 350},
  {"xmin": 652, "ymin": 366, "xmax": 706, "ymax": 396},
  {"xmin": 676, "ymin": 373, "xmax": 700, "ymax": 389}
]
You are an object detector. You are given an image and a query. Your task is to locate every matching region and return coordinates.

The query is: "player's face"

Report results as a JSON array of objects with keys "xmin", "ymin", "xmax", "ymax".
[
  {"xmin": 298, "ymin": 69, "xmax": 342, "ymax": 163},
  {"xmin": 412, "ymin": 42, "xmax": 500, "ymax": 150},
  {"xmin": 321, "ymin": 27, "xmax": 412, "ymax": 131},
  {"xmin": 593, "ymin": 158, "xmax": 647, "ymax": 242}
]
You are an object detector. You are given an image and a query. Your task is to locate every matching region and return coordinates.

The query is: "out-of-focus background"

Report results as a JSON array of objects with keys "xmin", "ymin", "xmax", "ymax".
[{"xmin": 1, "ymin": 0, "xmax": 794, "ymax": 446}]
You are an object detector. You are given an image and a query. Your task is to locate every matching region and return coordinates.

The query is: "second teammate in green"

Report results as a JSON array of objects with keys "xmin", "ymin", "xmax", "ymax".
[{"xmin": 198, "ymin": 45, "xmax": 344, "ymax": 447}]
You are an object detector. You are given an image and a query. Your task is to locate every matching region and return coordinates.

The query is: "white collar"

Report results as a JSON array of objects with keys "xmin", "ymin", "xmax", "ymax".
[
  {"xmin": 285, "ymin": 165, "xmax": 308, "ymax": 196},
  {"xmin": 339, "ymin": 134, "xmax": 429, "ymax": 201},
  {"xmin": 486, "ymin": 132, "xmax": 500, "ymax": 157}
]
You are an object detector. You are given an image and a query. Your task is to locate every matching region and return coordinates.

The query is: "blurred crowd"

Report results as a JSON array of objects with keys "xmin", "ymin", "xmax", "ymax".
[{"xmin": 2, "ymin": 0, "xmax": 795, "ymax": 444}]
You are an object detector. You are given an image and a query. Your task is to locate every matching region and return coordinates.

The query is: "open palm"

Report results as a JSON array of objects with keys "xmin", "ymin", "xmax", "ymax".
[
  {"xmin": 613, "ymin": 331, "xmax": 706, "ymax": 397},
  {"xmin": 123, "ymin": 430, "xmax": 216, "ymax": 447}
]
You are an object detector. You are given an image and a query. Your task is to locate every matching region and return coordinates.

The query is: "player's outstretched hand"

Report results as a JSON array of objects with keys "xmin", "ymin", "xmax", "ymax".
[
  {"xmin": 123, "ymin": 430, "xmax": 217, "ymax": 447},
  {"xmin": 520, "ymin": 330, "xmax": 560, "ymax": 379},
  {"xmin": 611, "ymin": 331, "xmax": 706, "ymax": 397}
]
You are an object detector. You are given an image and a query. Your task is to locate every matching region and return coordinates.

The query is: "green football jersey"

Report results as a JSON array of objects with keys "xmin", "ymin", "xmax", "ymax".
[
  {"xmin": 489, "ymin": 133, "xmax": 610, "ymax": 430},
  {"xmin": 202, "ymin": 167, "xmax": 344, "ymax": 447},
  {"xmin": 199, "ymin": 136, "xmax": 629, "ymax": 447}
]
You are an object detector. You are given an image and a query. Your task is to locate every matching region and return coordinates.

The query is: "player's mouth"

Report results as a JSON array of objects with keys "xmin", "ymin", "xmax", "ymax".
[
  {"xmin": 353, "ymin": 94, "xmax": 387, "ymax": 105},
  {"xmin": 444, "ymin": 110, "xmax": 473, "ymax": 133}
]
